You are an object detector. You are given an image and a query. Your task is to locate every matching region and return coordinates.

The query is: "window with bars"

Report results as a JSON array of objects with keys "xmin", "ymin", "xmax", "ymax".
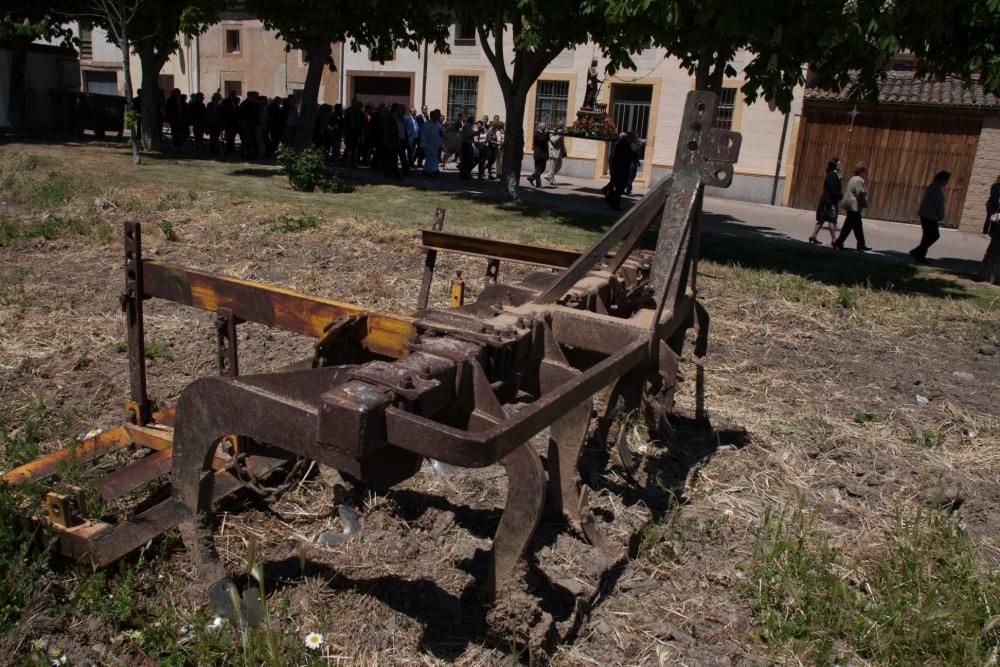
[
  {"xmin": 534, "ymin": 80, "xmax": 569, "ymax": 128},
  {"xmin": 447, "ymin": 75, "xmax": 478, "ymax": 121},
  {"xmin": 713, "ymin": 87, "xmax": 737, "ymax": 130}
]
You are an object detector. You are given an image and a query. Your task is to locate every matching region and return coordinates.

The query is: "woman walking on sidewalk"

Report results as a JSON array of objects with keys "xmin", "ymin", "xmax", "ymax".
[
  {"xmin": 909, "ymin": 170, "xmax": 950, "ymax": 263},
  {"xmin": 833, "ymin": 163, "xmax": 872, "ymax": 251},
  {"xmin": 809, "ymin": 158, "xmax": 842, "ymax": 245}
]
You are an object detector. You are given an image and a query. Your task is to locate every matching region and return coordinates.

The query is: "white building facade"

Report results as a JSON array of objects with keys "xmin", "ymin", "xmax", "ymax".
[{"xmin": 340, "ymin": 27, "xmax": 804, "ymax": 204}]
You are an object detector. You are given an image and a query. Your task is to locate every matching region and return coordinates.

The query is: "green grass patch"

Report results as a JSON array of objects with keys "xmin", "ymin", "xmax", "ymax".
[
  {"xmin": 144, "ymin": 340, "xmax": 173, "ymax": 361},
  {"xmin": 30, "ymin": 173, "xmax": 73, "ymax": 209},
  {"xmin": 853, "ymin": 411, "xmax": 885, "ymax": 424},
  {"xmin": 264, "ymin": 213, "xmax": 321, "ymax": 234},
  {"xmin": 744, "ymin": 505, "xmax": 1000, "ymax": 665},
  {"xmin": 0, "ymin": 395, "xmax": 49, "ymax": 467},
  {"xmin": 0, "ymin": 481, "xmax": 52, "ymax": 635}
]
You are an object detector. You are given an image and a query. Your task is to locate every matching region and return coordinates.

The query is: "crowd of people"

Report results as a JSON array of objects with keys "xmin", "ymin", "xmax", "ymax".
[
  {"xmin": 134, "ymin": 88, "xmax": 651, "ymax": 200},
  {"xmin": 137, "ymin": 87, "xmax": 303, "ymax": 159}
]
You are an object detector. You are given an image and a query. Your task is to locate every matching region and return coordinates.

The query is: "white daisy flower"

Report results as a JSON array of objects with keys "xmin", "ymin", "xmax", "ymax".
[{"xmin": 304, "ymin": 632, "xmax": 324, "ymax": 650}]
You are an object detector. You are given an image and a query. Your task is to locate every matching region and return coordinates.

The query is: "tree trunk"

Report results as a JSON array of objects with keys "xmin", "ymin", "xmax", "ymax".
[
  {"xmin": 976, "ymin": 234, "xmax": 1000, "ymax": 284},
  {"xmin": 500, "ymin": 86, "xmax": 528, "ymax": 201},
  {"xmin": 294, "ymin": 39, "xmax": 331, "ymax": 151},
  {"xmin": 119, "ymin": 24, "xmax": 141, "ymax": 165},
  {"xmin": 7, "ymin": 40, "xmax": 28, "ymax": 129},
  {"xmin": 138, "ymin": 49, "xmax": 162, "ymax": 152}
]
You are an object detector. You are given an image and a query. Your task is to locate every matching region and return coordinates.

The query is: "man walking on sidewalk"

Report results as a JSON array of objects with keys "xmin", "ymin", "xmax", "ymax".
[
  {"xmin": 909, "ymin": 170, "xmax": 950, "ymax": 263},
  {"xmin": 833, "ymin": 163, "xmax": 872, "ymax": 251}
]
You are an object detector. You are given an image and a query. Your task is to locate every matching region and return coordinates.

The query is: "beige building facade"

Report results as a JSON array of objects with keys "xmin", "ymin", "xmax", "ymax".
[{"xmin": 340, "ymin": 27, "xmax": 802, "ymax": 204}]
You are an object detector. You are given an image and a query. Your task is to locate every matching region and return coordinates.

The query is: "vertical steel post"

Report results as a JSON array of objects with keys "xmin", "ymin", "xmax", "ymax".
[
  {"xmin": 416, "ymin": 208, "xmax": 446, "ymax": 310},
  {"xmin": 122, "ymin": 221, "xmax": 151, "ymax": 424},
  {"xmin": 216, "ymin": 307, "xmax": 239, "ymax": 377}
]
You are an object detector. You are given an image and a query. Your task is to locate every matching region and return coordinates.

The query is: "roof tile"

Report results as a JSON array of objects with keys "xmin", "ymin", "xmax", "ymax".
[{"xmin": 805, "ymin": 71, "xmax": 999, "ymax": 109}]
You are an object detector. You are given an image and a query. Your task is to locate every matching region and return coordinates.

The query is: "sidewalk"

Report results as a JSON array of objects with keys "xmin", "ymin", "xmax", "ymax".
[{"xmin": 341, "ymin": 165, "xmax": 991, "ymax": 275}]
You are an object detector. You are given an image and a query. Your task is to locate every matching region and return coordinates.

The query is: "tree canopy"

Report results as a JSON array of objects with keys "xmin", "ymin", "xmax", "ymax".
[
  {"xmin": 606, "ymin": 0, "xmax": 1000, "ymax": 112},
  {"xmin": 246, "ymin": 0, "xmax": 452, "ymax": 147}
]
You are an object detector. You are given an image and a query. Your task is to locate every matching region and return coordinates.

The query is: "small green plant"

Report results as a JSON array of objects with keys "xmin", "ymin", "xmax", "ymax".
[
  {"xmin": 322, "ymin": 175, "xmax": 355, "ymax": 194},
  {"xmin": 265, "ymin": 213, "xmax": 321, "ymax": 234},
  {"xmin": 853, "ymin": 411, "xmax": 884, "ymax": 424},
  {"xmin": 158, "ymin": 220, "xmax": 179, "ymax": 241},
  {"xmin": 915, "ymin": 428, "xmax": 944, "ymax": 447},
  {"xmin": 30, "ymin": 214, "xmax": 85, "ymax": 240},
  {"xmin": 836, "ymin": 286, "xmax": 858, "ymax": 310},
  {"xmin": 144, "ymin": 340, "xmax": 173, "ymax": 361},
  {"xmin": 0, "ymin": 395, "xmax": 49, "ymax": 466},
  {"xmin": 30, "ymin": 173, "xmax": 73, "ymax": 209},
  {"xmin": 0, "ymin": 219, "xmax": 18, "ymax": 245},
  {"xmin": 276, "ymin": 146, "xmax": 327, "ymax": 192}
]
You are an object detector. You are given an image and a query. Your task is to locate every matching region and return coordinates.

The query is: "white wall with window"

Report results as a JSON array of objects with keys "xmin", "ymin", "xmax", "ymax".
[
  {"xmin": 446, "ymin": 75, "xmax": 479, "ymax": 120},
  {"xmin": 533, "ymin": 80, "xmax": 569, "ymax": 128}
]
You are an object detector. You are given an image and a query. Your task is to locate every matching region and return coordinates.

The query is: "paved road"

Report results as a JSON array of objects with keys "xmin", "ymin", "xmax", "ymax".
[{"xmin": 342, "ymin": 166, "xmax": 992, "ymax": 275}]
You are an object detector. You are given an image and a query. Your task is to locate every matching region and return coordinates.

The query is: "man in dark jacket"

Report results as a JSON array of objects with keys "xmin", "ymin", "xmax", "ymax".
[
  {"xmin": 909, "ymin": 170, "xmax": 950, "ymax": 263},
  {"xmin": 809, "ymin": 157, "xmax": 842, "ymax": 245},
  {"xmin": 527, "ymin": 122, "xmax": 549, "ymax": 187},
  {"xmin": 606, "ymin": 132, "xmax": 636, "ymax": 210}
]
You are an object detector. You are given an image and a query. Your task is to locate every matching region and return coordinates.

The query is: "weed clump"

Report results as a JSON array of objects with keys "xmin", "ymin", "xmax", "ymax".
[
  {"xmin": 744, "ymin": 506, "xmax": 1000, "ymax": 664},
  {"xmin": 265, "ymin": 213, "xmax": 321, "ymax": 234}
]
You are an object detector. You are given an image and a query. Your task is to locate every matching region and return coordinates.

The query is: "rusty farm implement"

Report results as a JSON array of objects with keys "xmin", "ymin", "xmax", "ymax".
[{"xmin": 1, "ymin": 91, "xmax": 741, "ymax": 634}]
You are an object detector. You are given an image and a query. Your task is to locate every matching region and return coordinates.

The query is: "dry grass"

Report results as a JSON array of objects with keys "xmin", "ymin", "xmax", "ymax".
[{"xmin": 0, "ymin": 141, "xmax": 997, "ymax": 665}]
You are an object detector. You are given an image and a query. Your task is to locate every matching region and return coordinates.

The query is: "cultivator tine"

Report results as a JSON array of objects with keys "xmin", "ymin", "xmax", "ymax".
[
  {"xmin": 538, "ymin": 320, "xmax": 613, "ymax": 555},
  {"xmin": 469, "ymin": 361, "xmax": 545, "ymax": 598},
  {"xmin": 14, "ymin": 91, "xmax": 742, "ymax": 661}
]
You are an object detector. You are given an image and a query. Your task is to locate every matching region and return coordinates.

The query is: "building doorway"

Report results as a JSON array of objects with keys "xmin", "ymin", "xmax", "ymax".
[
  {"xmin": 349, "ymin": 74, "xmax": 412, "ymax": 108},
  {"xmin": 604, "ymin": 83, "xmax": 653, "ymax": 178}
]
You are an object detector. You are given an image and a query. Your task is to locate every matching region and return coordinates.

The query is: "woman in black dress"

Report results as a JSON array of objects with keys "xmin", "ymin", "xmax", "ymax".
[
  {"xmin": 809, "ymin": 158, "xmax": 842, "ymax": 245},
  {"xmin": 985, "ymin": 175, "xmax": 1000, "ymax": 236}
]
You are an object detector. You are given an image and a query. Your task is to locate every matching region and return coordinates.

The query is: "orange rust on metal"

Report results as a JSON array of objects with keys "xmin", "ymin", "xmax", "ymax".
[
  {"xmin": 1, "ymin": 427, "xmax": 132, "ymax": 486},
  {"xmin": 123, "ymin": 422, "xmax": 173, "ymax": 451},
  {"xmin": 44, "ymin": 489, "xmax": 87, "ymax": 528},
  {"xmin": 141, "ymin": 261, "xmax": 414, "ymax": 359},
  {"xmin": 421, "ymin": 229, "xmax": 585, "ymax": 269},
  {"xmin": 450, "ymin": 274, "xmax": 465, "ymax": 308}
]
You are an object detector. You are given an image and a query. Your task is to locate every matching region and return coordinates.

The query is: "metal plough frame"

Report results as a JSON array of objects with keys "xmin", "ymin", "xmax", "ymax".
[{"xmin": 1, "ymin": 91, "xmax": 741, "ymax": 623}]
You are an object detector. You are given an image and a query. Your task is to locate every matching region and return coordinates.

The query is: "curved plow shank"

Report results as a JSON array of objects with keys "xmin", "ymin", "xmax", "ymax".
[
  {"xmin": 172, "ymin": 368, "xmax": 351, "ymax": 617},
  {"xmin": 539, "ymin": 323, "xmax": 612, "ymax": 555},
  {"xmin": 489, "ymin": 444, "xmax": 546, "ymax": 598}
]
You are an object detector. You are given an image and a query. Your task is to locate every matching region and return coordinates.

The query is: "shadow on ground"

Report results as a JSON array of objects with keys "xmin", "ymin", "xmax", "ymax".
[
  {"xmin": 702, "ymin": 215, "xmax": 990, "ymax": 303},
  {"xmin": 244, "ymin": 410, "xmax": 745, "ymax": 662}
]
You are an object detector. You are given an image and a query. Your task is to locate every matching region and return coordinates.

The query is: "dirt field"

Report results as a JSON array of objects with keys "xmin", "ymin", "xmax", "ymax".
[{"xmin": 0, "ymin": 140, "xmax": 998, "ymax": 666}]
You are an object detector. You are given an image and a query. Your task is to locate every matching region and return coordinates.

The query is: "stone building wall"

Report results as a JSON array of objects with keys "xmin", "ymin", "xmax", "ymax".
[{"xmin": 961, "ymin": 116, "xmax": 1000, "ymax": 232}]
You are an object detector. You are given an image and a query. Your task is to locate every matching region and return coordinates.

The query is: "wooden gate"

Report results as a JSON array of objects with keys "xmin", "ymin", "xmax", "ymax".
[{"xmin": 789, "ymin": 105, "xmax": 981, "ymax": 226}]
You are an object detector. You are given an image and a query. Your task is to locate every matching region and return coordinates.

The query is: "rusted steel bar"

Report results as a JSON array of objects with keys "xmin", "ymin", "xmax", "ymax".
[
  {"xmin": 98, "ymin": 448, "xmax": 172, "ymax": 501},
  {"xmin": 1, "ymin": 428, "xmax": 132, "ymax": 485},
  {"xmin": 421, "ymin": 229, "xmax": 583, "ymax": 269},
  {"xmin": 383, "ymin": 338, "xmax": 648, "ymax": 467},
  {"xmin": 216, "ymin": 307, "xmax": 239, "ymax": 377},
  {"xmin": 141, "ymin": 261, "xmax": 414, "ymax": 359},
  {"xmin": 416, "ymin": 208, "xmax": 445, "ymax": 310},
  {"xmin": 531, "ymin": 175, "xmax": 673, "ymax": 305},
  {"xmin": 123, "ymin": 221, "xmax": 152, "ymax": 424}
]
